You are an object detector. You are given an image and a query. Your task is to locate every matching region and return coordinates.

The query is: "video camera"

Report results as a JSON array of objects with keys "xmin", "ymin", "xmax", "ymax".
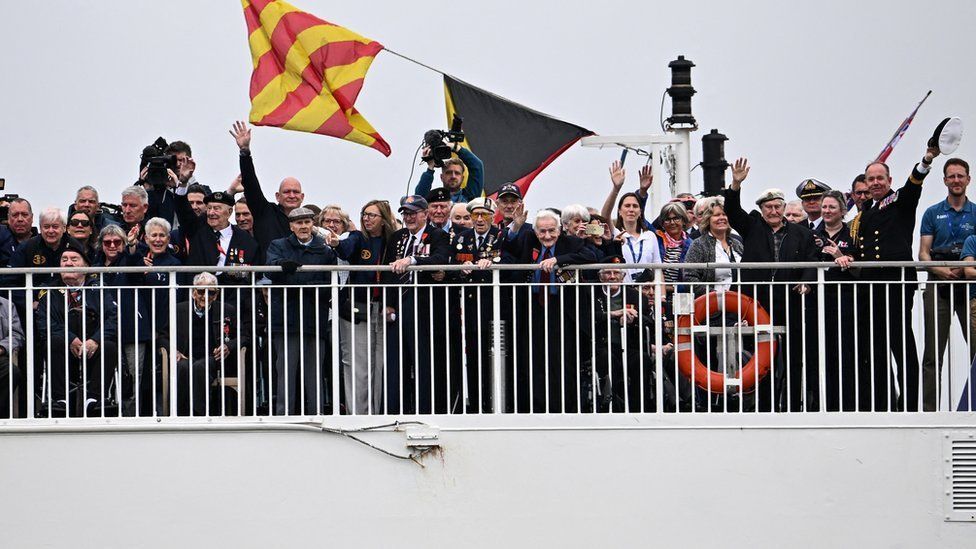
[
  {"xmin": 140, "ymin": 137, "xmax": 178, "ymax": 190},
  {"xmin": 421, "ymin": 114, "xmax": 465, "ymax": 168},
  {"xmin": 0, "ymin": 178, "xmax": 18, "ymax": 224}
]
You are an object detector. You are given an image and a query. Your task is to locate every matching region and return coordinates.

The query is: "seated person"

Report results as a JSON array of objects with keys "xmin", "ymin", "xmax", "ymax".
[{"xmin": 36, "ymin": 243, "xmax": 118, "ymax": 417}]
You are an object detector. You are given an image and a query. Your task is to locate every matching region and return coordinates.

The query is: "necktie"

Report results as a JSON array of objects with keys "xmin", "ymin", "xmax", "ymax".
[
  {"xmin": 809, "ymin": 221, "xmax": 815, "ymax": 229},
  {"xmin": 405, "ymin": 235, "xmax": 416, "ymax": 257},
  {"xmin": 477, "ymin": 235, "xmax": 483, "ymax": 250},
  {"xmin": 215, "ymin": 230, "xmax": 226, "ymax": 267}
]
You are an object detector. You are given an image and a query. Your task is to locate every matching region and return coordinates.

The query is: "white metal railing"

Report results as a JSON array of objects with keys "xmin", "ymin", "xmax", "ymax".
[{"xmin": 1, "ymin": 261, "xmax": 974, "ymax": 421}]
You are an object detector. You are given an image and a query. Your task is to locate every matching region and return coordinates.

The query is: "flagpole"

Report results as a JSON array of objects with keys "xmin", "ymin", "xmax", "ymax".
[
  {"xmin": 874, "ymin": 90, "xmax": 932, "ymax": 162},
  {"xmin": 383, "ymin": 48, "xmax": 445, "ymax": 75}
]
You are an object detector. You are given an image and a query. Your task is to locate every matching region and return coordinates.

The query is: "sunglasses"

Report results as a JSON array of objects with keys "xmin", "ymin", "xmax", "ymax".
[
  {"xmin": 68, "ymin": 219, "xmax": 92, "ymax": 227},
  {"xmin": 102, "ymin": 239, "xmax": 123, "ymax": 247},
  {"xmin": 471, "ymin": 212, "xmax": 492, "ymax": 220}
]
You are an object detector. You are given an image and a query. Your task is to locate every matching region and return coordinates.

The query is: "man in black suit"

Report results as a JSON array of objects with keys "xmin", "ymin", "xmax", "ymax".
[
  {"xmin": 451, "ymin": 197, "xmax": 505, "ymax": 413},
  {"xmin": 173, "ymin": 188, "xmax": 262, "ymax": 289},
  {"xmin": 502, "ymin": 205, "xmax": 598, "ymax": 413},
  {"xmin": 725, "ymin": 158, "xmax": 820, "ymax": 412},
  {"xmin": 382, "ymin": 195, "xmax": 450, "ymax": 414},
  {"xmin": 167, "ymin": 272, "xmax": 251, "ymax": 416}
]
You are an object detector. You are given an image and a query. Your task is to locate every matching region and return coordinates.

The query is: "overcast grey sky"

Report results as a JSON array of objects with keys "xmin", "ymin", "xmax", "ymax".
[{"xmin": 1, "ymin": 0, "xmax": 975, "ymax": 224}]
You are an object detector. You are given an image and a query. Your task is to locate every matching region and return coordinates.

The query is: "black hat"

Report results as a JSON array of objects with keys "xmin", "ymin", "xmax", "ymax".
[
  {"xmin": 205, "ymin": 191, "xmax": 235, "ymax": 207},
  {"xmin": 426, "ymin": 187, "xmax": 452, "ymax": 204},
  {"xmin": 634, "ymin": 269, "xmax": 654, "ymax": 283},
  {"xmin": 601, "ymin": 254, "xmax": 626, "ymax": 265},
  {"xmin": 796, "ymin": 178, "xmax": 831, "ymax": 200},
  {"xmin": 61, "ymin": 238, "xmax": 90, "ymax": 265},
  {"xmin": 497, "ymin": 183, "xmax": 522, "ymax": 199}
]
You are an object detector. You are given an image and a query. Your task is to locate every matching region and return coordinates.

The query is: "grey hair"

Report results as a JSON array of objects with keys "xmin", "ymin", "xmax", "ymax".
[
  {"xmin": 39, "ymin": 207, "xmax": 66, "ymax": 226},
  {"xmin": 534, "ymin": 209, "xmax": 562, "ymax": 227},
  {"xmin": 95, "ymin": 224, "xmax": 127, "ymax": 254},
  {"xmin": 144, "ymin": 216, "xmax": 172, "ymax": 235},
  {"xmin": 659, "ymin": 201, "xmax": 688, "ymax": 223},
  {"xmin": 122, "ymin": 185, "xmax": 149, "ymax": 206},
  {"xmin": 75, "ymin": 185, "xmax": 99, "ymax": 202},
  {"xmin": 193, "ymin": 272, "xmax": 219, "ymax": 286},
  {"xmin": 560, "ymin": 204, "xmax": 591, "ymax": 227}
]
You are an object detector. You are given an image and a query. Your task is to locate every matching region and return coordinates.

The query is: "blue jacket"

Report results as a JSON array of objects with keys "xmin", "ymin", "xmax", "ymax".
[
  {"xmin": 334, "ymin": 230, "xmax": 387, "ymax": 304},
  {"xmin": 117, "ymin": 246, "xmax": 181, "ymax": 343},
  {"xmin": 265, "ymin": 234, "xmax": 337, "ymax": 334},
  {"xmin": 413, "ymin": 147, "xmax": 485, "ymax": 202}
]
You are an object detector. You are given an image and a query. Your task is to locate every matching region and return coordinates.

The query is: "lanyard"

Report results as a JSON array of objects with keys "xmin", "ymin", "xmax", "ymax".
[{"xmin": 625, "ymin": 235, "xmax": 645, "ymax": 263}]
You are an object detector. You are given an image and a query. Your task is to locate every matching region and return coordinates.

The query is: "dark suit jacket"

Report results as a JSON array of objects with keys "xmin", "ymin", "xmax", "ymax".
[
  {"xmin": 501, "ymin": 230, "xmax": 599, "ymax": 283},
  {"xmin": 166, "ymin": 301, "xmax": 250, "ymax": 362},
  {"xmin": 174, "ymin": 192, "xmax": 263, "ymax": 282},
  {"xmin": 381, "ymin": 223, "xmax": 451, "ymax": 285}
]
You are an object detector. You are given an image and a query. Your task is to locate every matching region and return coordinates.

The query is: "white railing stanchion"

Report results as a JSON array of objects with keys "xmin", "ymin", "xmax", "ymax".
[{"xmin": 491, "ymin": 269, "xmax": 504, "ymax": 414}]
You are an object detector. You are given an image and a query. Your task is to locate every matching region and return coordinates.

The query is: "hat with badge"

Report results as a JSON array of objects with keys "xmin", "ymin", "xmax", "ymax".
[
  {"xmin": 61, "ymin": 238, "xmax": 91, "ymax": 265},
  {"xmin": 796, "ymin": 178, "xmax": 831, "ymax": 200},
  {"xmin": 929, "ymin": 117, "xmax": 964, "ymax": 155},
  {"xmin": 205, "ymin": 191, "xmax": 235, "ymax": 207},
  {"xmin": 426, "ymin": 187, "xmax": 452, "ymax": 204},
  {"xmin": 755, "ymin": 188, "xmax": 786, "ymax": 206},
  {"xmin": 287, "ymin": 206, "xmax": 315, "ymax": 221},
  {"xmin": 467, "ymin": 197, "xmax": 497, "ymax": 215},
  {"xmin": 398, "ymin": 195, "xmax": 429, "ymax": 213},
  {"xmin": 601, "ymin": 254, "xmax": 626, "ymax": 265},
  {"xmin": 497, "ymin": 183, "xmax": 522, "ymax": 199}
]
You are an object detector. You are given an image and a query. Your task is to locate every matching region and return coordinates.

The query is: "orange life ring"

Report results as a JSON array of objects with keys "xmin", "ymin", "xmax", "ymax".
[{"xmin": 674, "ymin": 291, "xmax": 777, "ymax": 394}]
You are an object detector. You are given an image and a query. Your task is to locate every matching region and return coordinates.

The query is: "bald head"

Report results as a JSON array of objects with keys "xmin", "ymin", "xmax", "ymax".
[{"xmin": 276, "ymin": 177, "xmax": 304, "ymax": 212}]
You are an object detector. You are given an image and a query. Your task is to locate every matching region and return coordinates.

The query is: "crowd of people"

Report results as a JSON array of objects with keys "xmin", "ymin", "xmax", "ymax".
[{"xmin": 0, "ymin": 121, "xmax": 972, "ymax": 418}]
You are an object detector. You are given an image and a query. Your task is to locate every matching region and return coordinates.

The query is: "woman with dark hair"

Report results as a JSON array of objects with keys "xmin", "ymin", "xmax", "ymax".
[
  {"xmin": 601, "ymin": 162, "xmax": 661, "ymax": 281},
  {"xmin": 332, "ymin": 199, "xmax": 397, "ymax": 415},
  {"xmin": 817, "ymin": 189, "xmax": 857, "ymax": 411},
  {"xmin": 66, "ymin": 211, "xmax": 96, "ymax": 257}
]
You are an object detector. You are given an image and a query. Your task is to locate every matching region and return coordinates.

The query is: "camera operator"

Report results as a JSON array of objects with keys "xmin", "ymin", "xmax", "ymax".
[
  {"xmin": 165, "ymin": 140, "xmax": 211, "ymax": 194},
  {"xmin": 918, "ymin": 157, "xmax": 976, "ymax": 411},
  {"xmin": 0, "ymin": 198, "xmax": 36, "ymax": 267},
  {"xmin": 68, "ymin": 186, "xmax": 120, "ymax": 233},
  {"xmin": 414, "ymin": 137, "xmax": 484, "ymax": 203}
]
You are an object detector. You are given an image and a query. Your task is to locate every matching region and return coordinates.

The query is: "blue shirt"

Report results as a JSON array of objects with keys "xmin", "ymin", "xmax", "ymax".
[
  {"xmin": 920, "ymin": 199, "xmax": 976, "ymax": 251},
  {"xmin": 413, "ymin": 147, "xmax": 485, "ymax": 202},
  {"xmin": 960, "ymin": 235, "xmax": 976, "ymax": 299}
]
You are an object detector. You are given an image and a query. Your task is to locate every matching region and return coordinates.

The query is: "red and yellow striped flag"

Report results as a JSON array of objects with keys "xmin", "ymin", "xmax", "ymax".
[{"xmin": 242, "ymin": 0, "xmax": 391, "ymax": 156}]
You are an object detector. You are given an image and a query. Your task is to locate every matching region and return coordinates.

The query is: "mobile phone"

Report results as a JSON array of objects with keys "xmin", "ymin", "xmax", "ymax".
[
  {"xmin": 585, "ymin": 223, "xmax": 604, "ymax": 236},
  {"xmin": 0, "ymin": 178, "xmax": 5, "ymax": 190}
]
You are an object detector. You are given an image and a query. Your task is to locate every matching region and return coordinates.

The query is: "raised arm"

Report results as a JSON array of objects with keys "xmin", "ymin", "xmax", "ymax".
[
  {"xmin": 456, "ymin": 146, "xmax": 484, "ymax": 201},
  {"xmin": 601, "ymin": 160, "xmax": 626, "ymax": 221},
  {"xmin": 230, "ymin": 121, "xmax": 273, "ymax": 217}
]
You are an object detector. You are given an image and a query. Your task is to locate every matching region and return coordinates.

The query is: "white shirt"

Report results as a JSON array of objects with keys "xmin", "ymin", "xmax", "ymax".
[
  {"xmin": 215, "ymin": 225, "xmax": 233, "ymax": 268},
  {"xmin": 714, "ymin": 239, "xmax": 734, "ymax": 292},
  {"xmin": 616, "ymin": 229, "xmax": 662, "ymax": 281}
]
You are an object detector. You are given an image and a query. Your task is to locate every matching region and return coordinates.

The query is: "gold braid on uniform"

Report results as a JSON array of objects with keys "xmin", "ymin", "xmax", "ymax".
[{"xmin": 849, "ymin": 211, "xmax": 862, "ymax": 242}]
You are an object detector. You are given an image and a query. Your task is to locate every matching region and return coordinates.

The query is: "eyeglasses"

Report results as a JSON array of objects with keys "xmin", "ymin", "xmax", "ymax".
[
  {"xmin": 322, "ymin": 218, "xmax": 343, "ymax": 225},
  {"xmin": 471, "ymin": 212, "xmax": 492, "ymax": 220},
  {"xmin": 361, "ymin": 212, "xmax": 381, "ymax": 220},
  {"xmin": 102, "ymin": 239, "xmax": 123, "ymax": 248},
  {"xmin": 852, "ymin": 190, "xmax": 870, "ymax": 196},
  {"xmin": 68, "ymin": 219, "xmax": 91, "ymax": 227},
  {"xmin": 662, "ymin": 216, "xmax": 684, "ymax": 223}
]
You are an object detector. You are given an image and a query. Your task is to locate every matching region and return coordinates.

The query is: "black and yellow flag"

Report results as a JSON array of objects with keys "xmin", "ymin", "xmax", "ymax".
[{"xmin": 443, "ymin": 75, "xmax": 593, "ymax": 197}]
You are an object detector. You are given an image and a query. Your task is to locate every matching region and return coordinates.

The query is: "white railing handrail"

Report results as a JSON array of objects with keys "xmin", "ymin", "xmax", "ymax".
[{"xmin": 2, "ymin": 260, "xmax": 973, "ymax": 275}]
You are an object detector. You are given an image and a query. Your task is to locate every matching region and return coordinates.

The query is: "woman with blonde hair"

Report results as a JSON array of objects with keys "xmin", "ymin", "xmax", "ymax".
[{"xmin": 683, "ymin": 196, "xmax": 744, "ymax": 295}]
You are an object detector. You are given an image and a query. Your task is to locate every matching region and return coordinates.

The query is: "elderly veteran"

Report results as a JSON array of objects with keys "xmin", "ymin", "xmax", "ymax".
[
  {"xmin": 725, "ymin": 158, "xmax": 820, "ymax": 412},
  {"xmin": 450, "ymin": 197, "xmax": 505, "ymax": 413},
  {"xmin": 265, "ymin": 206, "xmax": 338, "ymax": 416}
]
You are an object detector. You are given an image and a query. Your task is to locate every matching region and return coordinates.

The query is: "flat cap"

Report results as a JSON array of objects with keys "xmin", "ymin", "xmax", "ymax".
[
  {"xmin": 287, "ymin": 206, "xmax": 315, "ymax": 221},
  {"xmin": 755, "ymin": 188, "xmax": 786, "ymax": 206}
]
